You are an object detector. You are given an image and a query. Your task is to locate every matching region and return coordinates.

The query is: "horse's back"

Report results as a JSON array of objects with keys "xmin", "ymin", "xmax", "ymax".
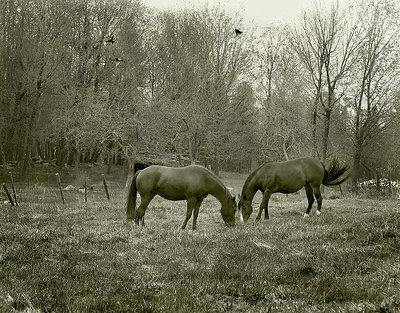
[
  {"xmin": 139, "ymin": 165, "xmax": 210, "ymax": 180},
  {"xmin": 296, "ymin": 157, "xmax": 325, "ymax": 180},
  {"xmin": 258, "ymin": 157, "xmax": 324, "ymax": 192},
  {"xmin": 267, "ymin": 157, "xmax": 323, "ymax": 173},
  {"xmin": 136, "ymin": 165, "xmax": 214, "ymax": 199}
]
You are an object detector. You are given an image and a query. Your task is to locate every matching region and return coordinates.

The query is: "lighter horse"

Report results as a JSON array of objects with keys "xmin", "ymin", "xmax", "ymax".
[{"xmin": 126, "ymin": 165, "xmax": 237, "ymax": 229}]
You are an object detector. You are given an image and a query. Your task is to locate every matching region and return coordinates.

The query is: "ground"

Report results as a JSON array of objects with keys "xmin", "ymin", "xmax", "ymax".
[{"xmin": 0, "ymin": 169, "xmax": 399, "ymax": 312}]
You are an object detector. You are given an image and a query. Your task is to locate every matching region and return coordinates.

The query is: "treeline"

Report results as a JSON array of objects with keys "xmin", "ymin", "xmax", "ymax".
[{"xmin": 1, "ymin": 0, "xmax": 400, "ymax": 191}]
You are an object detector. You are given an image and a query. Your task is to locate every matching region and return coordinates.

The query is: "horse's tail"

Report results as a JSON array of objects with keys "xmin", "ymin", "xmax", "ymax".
[
  {"xmin": 126, "ymin": 170, "xmax": 142, "ymax": 220},
  {"xmin": 322, "ymin": 157, "xmax": 350, "ymax": 186}
]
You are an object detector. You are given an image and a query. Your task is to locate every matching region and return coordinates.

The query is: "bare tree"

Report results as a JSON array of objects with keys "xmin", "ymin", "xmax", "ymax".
[
  {"xmin": 291, "ymin": 2, "xmax": 360, "ymax": 162},
  {"xmin": 254, "ymin": 26, "xmax": 310, "ymax": 160},
  {"xmin": 143, "ymin": 6, "xmax": 252, "ymax": 169},
  {"xmin": 348, "ymin": 0, "xmax": 400, "ymax": 191}
]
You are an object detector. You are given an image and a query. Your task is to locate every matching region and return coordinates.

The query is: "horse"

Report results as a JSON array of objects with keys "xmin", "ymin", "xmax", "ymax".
[
  {"xmin": 126, "ymin": 165, "xmax": 237, "ymax": 230},
  {"xmin": 238, "ymin": 157, "xmax": 349, "ymax": 221}
]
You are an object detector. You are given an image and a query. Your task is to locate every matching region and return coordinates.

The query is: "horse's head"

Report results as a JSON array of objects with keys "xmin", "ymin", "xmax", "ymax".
[
  {"xmin": 238, "ymin": 193, "xmax": 252, "ymax": 222},
  {"xmin": 221, "ymin": 195, "xmax": 237, "ymax": 227}
]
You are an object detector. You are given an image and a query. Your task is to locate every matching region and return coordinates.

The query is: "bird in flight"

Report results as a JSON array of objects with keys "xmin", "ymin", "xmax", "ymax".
[
  {"xmin": 106, "ymin": 35, "xmax": 116, "ymax": 44},
  {"xmin": 235, "ymin": 29, "xmax": 243, "ymax": 36},
  {"xmin": 115, "ymin": 57, "xmax": 123, "ymax": 62}
]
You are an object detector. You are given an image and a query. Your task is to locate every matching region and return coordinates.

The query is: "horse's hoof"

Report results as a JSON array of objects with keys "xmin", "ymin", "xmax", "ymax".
[
  {"xmin": 304, "ymin": 213, "xmax": 309, "ymax": 218},
  {"xmin": 316, "ymin": 210, "xmax": 321, "ymax": 216}
]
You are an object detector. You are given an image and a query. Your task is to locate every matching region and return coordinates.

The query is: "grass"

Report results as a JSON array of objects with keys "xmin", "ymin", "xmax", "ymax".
[{"xmin": 0, "ymin": 171, "xmax": 400, "ymax": 312}]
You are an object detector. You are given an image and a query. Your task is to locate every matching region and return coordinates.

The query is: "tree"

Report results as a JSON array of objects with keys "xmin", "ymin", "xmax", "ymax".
[
  {"xmin": 291, "ymin": 2, "xmax": 360, "ymax": 162},
  {"xmin": 142, "ymin": 6, "xmax": 252, "ymax": 169},
  {"xmin": 253, "ymin": 26, "xmax": 310, "ymax": 161},
  {"xmin": 347, "ymin": 0, "xmax": 400, "ymax": 191},
  {"xmin": 0, "ymin": 0, "xmax": 73, "ymax": 175}
]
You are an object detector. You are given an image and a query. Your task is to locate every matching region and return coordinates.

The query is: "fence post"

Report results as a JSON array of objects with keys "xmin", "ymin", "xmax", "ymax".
[
  {"xmin": 9, "ymin": 172, "xmax": 18, "ymax": 206},
  {"xmin": 2, "ymin": 183, "xmax": 15, "ymax": 206},
  {"xmin": 84, "ymin": 170, "xmax": 88, "ymax": 202},
  {"xmin": 102, "ymin": 174, "xmax": 110, "ymax": 200},
  {"xmin": 55, "ymin": 173, "xmax": 65, "ymax": 204}
]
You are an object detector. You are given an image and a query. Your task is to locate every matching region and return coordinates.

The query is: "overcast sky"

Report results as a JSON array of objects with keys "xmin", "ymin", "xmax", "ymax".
[{"xmin": 141, "ymin": 0, "xmax": 351, "ymax": 27}]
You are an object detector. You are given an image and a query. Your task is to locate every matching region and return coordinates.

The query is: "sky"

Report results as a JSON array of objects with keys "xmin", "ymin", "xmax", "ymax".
[{"xmin": 141, "ymin": 0, "xmax": 351, "ymax": 27}]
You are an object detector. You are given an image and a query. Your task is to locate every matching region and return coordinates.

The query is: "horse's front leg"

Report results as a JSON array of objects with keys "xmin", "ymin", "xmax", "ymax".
[
  {"xmin": 182, "ymin": 198, "xmax": 196, "ymax": 229},
  {"xmin": 256, "ymin": 190, "xmax": 272, "ymax": 221}
]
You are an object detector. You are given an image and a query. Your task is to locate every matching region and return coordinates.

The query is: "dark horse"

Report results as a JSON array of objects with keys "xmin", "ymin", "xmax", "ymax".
[
  {"xmin": 238, "ymin": 157, "xmax": 349, "ymax": 221},
  {"xmin": 126, "ymin": 165, "xmax": 237, "ymax": 229}
]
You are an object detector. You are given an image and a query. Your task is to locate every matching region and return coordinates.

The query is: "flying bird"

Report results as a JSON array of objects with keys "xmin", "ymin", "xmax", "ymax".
[
  {"xmin": 235, "ymin": 28, "xmax": 243, "ymax": 36},
  {"xmin": 105, "ymin": 36, "xmax": 116, "ymax": 44},
  {"xmin": 115, "ymin": 57, "xmax": 123, "ymax": 62}
]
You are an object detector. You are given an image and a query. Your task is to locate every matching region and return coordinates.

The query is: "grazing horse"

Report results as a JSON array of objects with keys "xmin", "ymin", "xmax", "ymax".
[
  {"xmin": 238, "ymin": 157, "xmax": 349, "ymax": 221},
  {"xmin": 126, "ymin": 165, "xmax": 237, "ymax": 229}
]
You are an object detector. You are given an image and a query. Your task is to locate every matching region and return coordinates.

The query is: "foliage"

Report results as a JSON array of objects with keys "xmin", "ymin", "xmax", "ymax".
[{"xmin": 1, "ymin": 0, "xmax": 400, "ymax": 181}]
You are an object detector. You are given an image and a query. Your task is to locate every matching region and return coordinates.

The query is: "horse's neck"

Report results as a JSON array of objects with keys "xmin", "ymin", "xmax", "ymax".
[
  {"xmin": 208, "ymin": 178, "xmax": 230, "ymax": 205},
  {"xmin": 243, "ymin": 170, "xmax": 261, "ymax": 202}
]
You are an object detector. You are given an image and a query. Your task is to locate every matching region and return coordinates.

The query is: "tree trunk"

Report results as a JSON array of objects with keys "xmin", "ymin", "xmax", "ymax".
[
  {"xmin": 212, "ymin": 160, "xmax": 220, "ymax": 176},
  {"xmin": 20, "ymin": 114, "xmax": 36, "ymax": 177},
  {"xmin": 75, "ymin": 150, "xmax": 80, "ymax": 168},
  {"xmin": 312, "ymin": 97, "xmax": 318, "ymax": 157},
  {"xmin": 107, "ymin": 156, "xmax": 112, "ymax": 174},
  {"xmin": 0, "ymin": 139, "xmax": 6, "ymax": 169},
  {"xmin": 321, "ymin": 109, "xmax": 332, "ymax": 163},
  {"xmin": 282, "ymin": 137, "xmax": 289, "ymax": 161},
  {"xmin": 36, "ymin": 140, "xmax": 44, "ymax": 160},
  {"xmin": 388, "ymin": 168, "xmax": 392, "ymax": 195},
  {"xmin": 21, "ymin": 143, "xmax": 31, "ymax": 177},
  {"xmin": 376, "ymin": 170, "xmax": 380, "ymax": 194},
  {"xmin": 188, "ymin": 135, "xmax": 196, "ymax": 165},
  {"xmin": 351, "ymin": 146, "xmax": 362, "ymax": 193}
]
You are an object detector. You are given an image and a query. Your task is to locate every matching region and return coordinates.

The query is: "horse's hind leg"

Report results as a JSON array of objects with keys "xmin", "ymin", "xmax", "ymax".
[
  {"xmin": 304, "ymin": 183, "xmax": 315, "ymax": 217},
  {"xmin": 192, "ymin": 197, "xmax": 204, "ymax": 230},
  {"xmin": 311, "ymin": 185, "xmax": 322, "ymax": 215},
  {"xmin": 136, "ymin": 194, "xmax": 153, "ymax": 226},
  {"xmin": 182, "ymin": 198, "xmax": 196, "ymax": 230}
]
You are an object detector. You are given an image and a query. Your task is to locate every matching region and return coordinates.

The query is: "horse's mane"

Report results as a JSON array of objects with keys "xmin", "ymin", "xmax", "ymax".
[
  {"xmin": 241, "ymin": 163, "xmax": 265, "ymax": 197},
  {"xmin": 194, "ymin": 165, "xmax": 235, "ymax": 199},
  {"xmin": 190, "ymin": 165, "xmax": 229, "ymax": 191}
]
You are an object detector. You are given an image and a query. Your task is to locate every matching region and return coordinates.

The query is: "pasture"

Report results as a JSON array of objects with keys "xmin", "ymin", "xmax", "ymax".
[{"xmin": 0, "ymin": 171, "xmax": 399, "ymax": 313}]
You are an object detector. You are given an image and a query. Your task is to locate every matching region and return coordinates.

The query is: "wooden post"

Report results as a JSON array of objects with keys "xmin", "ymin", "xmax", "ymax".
[
  {"xmin": 339, "ymin": 185, "xmax": 344, "ymax": 197},
  {"xmin": 9, "ymin": 172, "xmax": 18, "ymax": 206},
  {"xmin": 84, "ymin": 171, "xmax": 87, "ymax": 202},
  {"xmin": 376, "ymin": 170, "xmax": 381, "ymax": 194},
  {"xmin": 55, "ymin": 173, "xmax": 65, "ymax": 204},
  {"xmin": 102, "ymin": 174, "xmax": 110, "ymax": 200},
  {"xmin": 388, "ymin": 162, "xmax": 393, "ymax": 195},
  {"xmin": 2, "ymin": 183, "xmax": 15, "ymax": 206}
]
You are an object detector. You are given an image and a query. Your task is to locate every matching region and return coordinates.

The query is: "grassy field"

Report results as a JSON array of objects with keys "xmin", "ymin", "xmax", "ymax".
[{"xmin": 0, "ymin": 171, "xmax": 399, "ymax": 312}]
